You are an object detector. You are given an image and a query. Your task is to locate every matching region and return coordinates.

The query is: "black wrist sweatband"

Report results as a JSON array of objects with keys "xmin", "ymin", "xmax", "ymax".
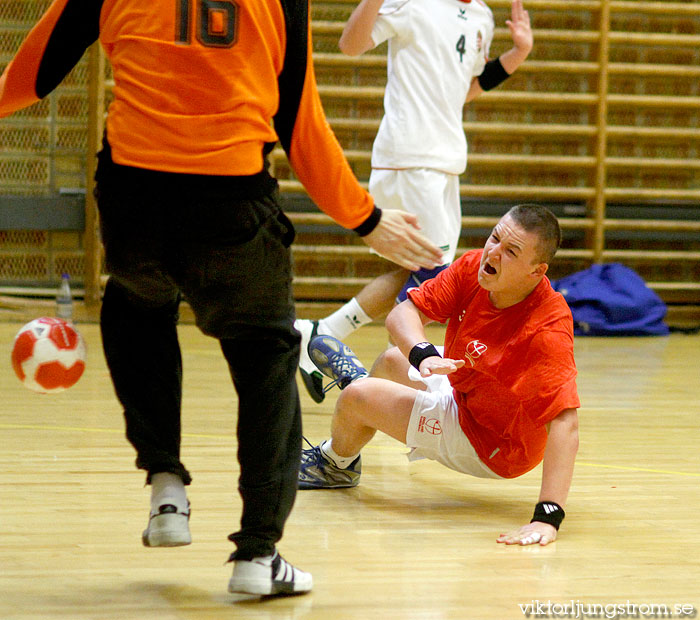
[
  {"xmin": 531, "ymin": 501, "xmax": 565, "ymax": 530},
  {"xmin": 353, "ymin": 205, "xmax": 382, "ymax": 237},
  {"xmin": 408, "ymin": 342, "xmax": 441, "ymax": 370},
  {"xmin": 477, "ymin": 57, "xmax": 510, "ymax": 91}
]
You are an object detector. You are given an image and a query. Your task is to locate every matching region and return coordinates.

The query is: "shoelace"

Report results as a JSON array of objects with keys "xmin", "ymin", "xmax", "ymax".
[
  {"xmin": 301, "ymin": 436, "xmax": 326, "ymax": 467},
  {"xmin": 321, "ymin": 348, "xmax": 367, "ymax": 393}
]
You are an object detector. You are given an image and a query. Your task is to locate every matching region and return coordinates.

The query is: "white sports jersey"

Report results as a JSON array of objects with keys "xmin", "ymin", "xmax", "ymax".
[{"xmin": 371, "ymin": 0, "xmax": 494, "ymax": 174}]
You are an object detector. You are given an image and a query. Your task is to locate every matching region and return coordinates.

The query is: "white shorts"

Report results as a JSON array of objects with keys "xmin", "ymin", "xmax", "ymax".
[
  {"xmin": 405, "ymin": 364, "xmax": 503, "ymax": 480},
  {"xmin": 369, "ymin": 168, "xmax": 461, "ymax": 265}
]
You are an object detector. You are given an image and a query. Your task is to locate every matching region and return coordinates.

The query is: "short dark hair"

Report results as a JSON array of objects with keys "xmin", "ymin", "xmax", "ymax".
[{"xmin": 506, "ymin": 204, "xmax": 561, "ymax": 264}]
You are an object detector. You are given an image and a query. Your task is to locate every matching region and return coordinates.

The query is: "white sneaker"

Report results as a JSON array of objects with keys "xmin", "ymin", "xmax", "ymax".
[
  {"xmin": 228, "ymin": 551, "xmax": 313, "ymax": 596},
  {"xmin": 142, "ymin": 503, "xmax": 192, "ymax": 547},
  {"xmin": 294, "ymin": 319, "xmax": 325, "ymax": 403}
]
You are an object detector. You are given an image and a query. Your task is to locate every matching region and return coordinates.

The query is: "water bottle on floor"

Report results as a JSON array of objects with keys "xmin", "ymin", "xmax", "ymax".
[{"xmin": 56, "ymin": 273, "xmax": 73, "ymax": 321}]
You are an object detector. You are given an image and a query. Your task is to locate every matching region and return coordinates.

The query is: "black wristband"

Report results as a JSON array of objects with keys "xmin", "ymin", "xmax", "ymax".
[
  {"xmin": 353, "ymin": 205, "xmax": 382, "ymax": 237},
  {"xmin": 477, "ymin": 57, "xmax": 511, "ymax": 91},
  {"xmin": 531, "ymin": 501, "xmax": 565, "ymax": 530},
  {"xmin": 408, "ymin": 342, "xmax": 441, "ymax": 370}
]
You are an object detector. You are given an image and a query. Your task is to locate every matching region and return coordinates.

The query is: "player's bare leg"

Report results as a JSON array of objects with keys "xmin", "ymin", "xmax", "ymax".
[
  {"xmin": 354, "ymin": 268, "xmax": 409, "ymax": 320},
  {"xmin": 330, "ymin": 377, "xmax": 417, "ymax": 457}
]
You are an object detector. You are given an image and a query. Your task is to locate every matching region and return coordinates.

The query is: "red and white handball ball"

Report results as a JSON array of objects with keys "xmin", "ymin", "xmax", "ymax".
[{"xmin": 11, "ymin": 317, "xmax": 87, "ymax": 393}]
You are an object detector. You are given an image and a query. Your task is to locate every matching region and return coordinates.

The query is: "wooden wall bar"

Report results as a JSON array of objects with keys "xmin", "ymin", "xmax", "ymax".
[
  {"xmin": 2, "ymin": 0, "xmax": 699, "ymax": 319},
  {"xmin": 277, "ymin": 0, "xmax": 700, "ymax": 313}
]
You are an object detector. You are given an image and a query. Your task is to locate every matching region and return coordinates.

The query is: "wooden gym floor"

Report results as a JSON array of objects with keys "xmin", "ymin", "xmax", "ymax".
[{"xmin": 1, "ymin": 321, "xmax": 699, "ymax": 620}]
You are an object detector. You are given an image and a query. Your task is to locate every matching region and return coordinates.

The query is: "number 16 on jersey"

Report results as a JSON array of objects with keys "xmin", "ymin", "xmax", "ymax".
[{"xmin": 176, "ymin": 0, "xmax": 238, "ymax": 48}]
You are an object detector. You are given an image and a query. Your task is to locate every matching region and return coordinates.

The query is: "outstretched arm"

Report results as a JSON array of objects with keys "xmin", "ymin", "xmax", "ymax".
[
  {"xmin": 465, "ymin": 0, "xmax": 533, "ymax": 102},
  {"xmin": 339, "ymin": 0, "xmax": 384, "ymax": 56},
  {"xmin": 0, "ymin": 0, "xmax": 100, "ymax": 117},
  {"xmin": 497, "ymin": 408, "xmax": 579, "ymax": 546},
  {"xmin": 362, "ymin": 211, "xmax": 443, "ymax": 272}
]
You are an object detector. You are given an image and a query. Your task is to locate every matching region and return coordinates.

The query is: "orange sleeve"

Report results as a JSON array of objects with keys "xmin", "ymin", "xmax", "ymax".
[
  {"xmin": 285, "ymin": 13, "xmax": 375, "ymax": 231},
  {"xmin": 0, "ymin": 0, "xmax": 76, "ymax": 117}
]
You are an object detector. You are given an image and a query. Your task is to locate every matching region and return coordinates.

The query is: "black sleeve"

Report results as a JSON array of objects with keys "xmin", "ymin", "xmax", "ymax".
[
  {"xmin": 273, "ymin": 0, "xmax": 308, "ymax": 153},
  {"xmin": 36, "ymin": 0, "xmax": 104, "ymax": 98}
]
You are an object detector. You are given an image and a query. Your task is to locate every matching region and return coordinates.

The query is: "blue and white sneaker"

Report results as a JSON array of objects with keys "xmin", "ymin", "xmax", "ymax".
[
  {"xmin": 298, "ymin": 439, "xmax": 361, "ymax": 489},
  {"xmin": 307, "ymin": 334, "xmax": 368, "ymax": 393}
]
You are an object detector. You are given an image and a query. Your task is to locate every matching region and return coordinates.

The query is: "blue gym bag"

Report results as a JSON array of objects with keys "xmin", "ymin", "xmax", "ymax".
[{"xmin": 551, "ymin": 263, "xmax": 670, "ymax": 336}]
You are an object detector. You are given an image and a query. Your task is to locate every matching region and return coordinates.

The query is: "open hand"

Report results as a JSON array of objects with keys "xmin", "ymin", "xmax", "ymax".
[
  {"xmin": 497, "ymin": 521, "xmax": 557, "ymax": 546},
  {"xmin": 506, "ymin": 0, "xmax": 533, "ymax": 55},
  {"xmin": 362, "ymin": 209, "xmax": 443, "ymax": 271},
  {"xmin": 419, "ymin": 357, "xmax": 465, "ymax": 377}
]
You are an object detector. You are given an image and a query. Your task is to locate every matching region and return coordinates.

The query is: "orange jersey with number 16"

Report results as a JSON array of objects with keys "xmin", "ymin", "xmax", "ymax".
[{"xmin": 0, "ymin": 0, "xmax": 374, "ymax": 230}]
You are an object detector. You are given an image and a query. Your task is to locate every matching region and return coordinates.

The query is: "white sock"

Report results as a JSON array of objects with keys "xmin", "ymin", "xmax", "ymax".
[
  {"xmin": 320, "ymin": 439, "xmax": 360, "ymax": 469},
  {"xmin": 319, "ymin": 298, "xmax": 372, "ymax": 340},
  {"xmin": 150, "ymin": 472, "xmax": 188, "ymax": 513}
]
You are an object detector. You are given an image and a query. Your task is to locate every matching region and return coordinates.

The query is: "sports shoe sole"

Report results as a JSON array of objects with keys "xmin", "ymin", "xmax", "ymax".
[
  {"xmin": 142, "ymin": 529, "xmax": 192, "ymax": 547},
  {"xmin": 296, "ymin": 319, "xmax": 325, "ymax": 403},
  {"xmin": 228, "ymin": 577, "xmax": 309, "ymax": 596},
  {"xmin": 228, "ymin": 554, "xmax": 313, "ymax": 596},
  {"xmin": 142, "ymin": 509, "xmax": 192, "ymax": 547},
  {"xmin": 299, "ymin": 367, "xmax": 325, "ymax": 403},
  {"xmin": 298, "ymin": 478, "xmax": 359, "ymax": 490}
]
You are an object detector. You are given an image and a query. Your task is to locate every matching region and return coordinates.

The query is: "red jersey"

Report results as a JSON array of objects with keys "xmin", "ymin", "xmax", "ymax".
[
  {"xmin": 408, "ymin": 249, "xmax": 580, "ymax": 478},
  {"xmin": 0, "ymin": 0, "xmax": 375, "ymax": 230}
]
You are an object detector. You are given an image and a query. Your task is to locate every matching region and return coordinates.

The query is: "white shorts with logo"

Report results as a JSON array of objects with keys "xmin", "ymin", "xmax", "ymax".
[
  {"xmin": 369, "ymin": 168, "xmax": 461, "ymax": 265},
  {"xmin": 405, "ymin": 361, "xmax": 503, "ymax": 479}
]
